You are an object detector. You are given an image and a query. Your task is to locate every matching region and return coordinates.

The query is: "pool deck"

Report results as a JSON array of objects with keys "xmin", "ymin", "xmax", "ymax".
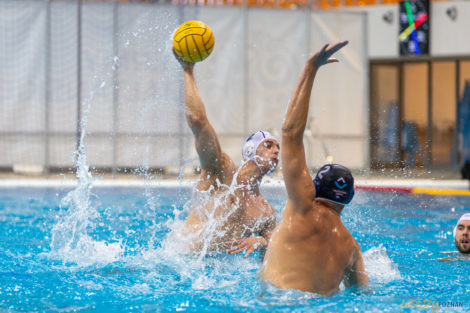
[
  {"xmin": 0, "ymin": 164, "xmax": 469, "ymax": 196},
  {"xmin": 0, "ymin": 177, "xmax": 468, "ymax": 190}
]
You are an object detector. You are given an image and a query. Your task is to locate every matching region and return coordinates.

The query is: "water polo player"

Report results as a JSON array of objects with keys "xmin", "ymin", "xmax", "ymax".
[
  {"xmin": 453, "ymin": 213, "xmax": 470, "ymax": 254},
  {"xmin": 261, "ymin": 41, "xmax": 369, "ymax": 295},
  {"xmin": 173, "ymin": 51, "xmax": 279, "ymax": 256}
]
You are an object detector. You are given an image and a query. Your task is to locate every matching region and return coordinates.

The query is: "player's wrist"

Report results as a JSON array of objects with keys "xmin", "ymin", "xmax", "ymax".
[
  {"xmin": 305, "ymin": 60, "xmax": 319, "ymax": 74},
  {"xmin": 183, "ymin": 65, "xmax": 194, "ymax": 74},
  {"xmin": 257, "ymin": 236, "xmax": 268, "ymax": 247}
]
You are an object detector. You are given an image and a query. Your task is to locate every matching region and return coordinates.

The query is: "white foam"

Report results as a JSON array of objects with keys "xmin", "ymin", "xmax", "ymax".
[
  {"xmin": 363, "ymin": 245, "xmax": 401, "ymax": 283},
  {"xmin": 50, "ymin": 237, "xmax": 123, "ymax": 267}
]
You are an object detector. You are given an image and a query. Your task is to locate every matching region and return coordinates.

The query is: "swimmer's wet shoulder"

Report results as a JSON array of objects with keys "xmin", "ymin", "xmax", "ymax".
[{"xmin": 261, "ymin": 199, "xmax": 365, "ymax": 295}]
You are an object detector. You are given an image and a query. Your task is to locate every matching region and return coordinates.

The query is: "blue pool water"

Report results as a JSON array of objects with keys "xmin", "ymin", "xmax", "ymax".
[{"xmin": 0, "ymin": 184, "xmax": 469, "ymax": 312}]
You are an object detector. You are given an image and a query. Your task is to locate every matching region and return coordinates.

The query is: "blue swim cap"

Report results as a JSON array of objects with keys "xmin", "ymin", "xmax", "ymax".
[{"xmin": 313, "ymin": 164, "xmax": 354, "ymax": 205}]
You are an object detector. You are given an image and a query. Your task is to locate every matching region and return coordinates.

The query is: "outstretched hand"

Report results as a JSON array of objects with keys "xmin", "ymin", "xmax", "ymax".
[
  {"xmin": 226, "ymin": 236, "xmax": 268, "ymax": 258},
  {"xmin": 309, "ymin": 40, "xmax": 349, "ymax": 68},
  {"xmin": 172, "ymin": 48, "xmax": 194, "ymax": 72}
]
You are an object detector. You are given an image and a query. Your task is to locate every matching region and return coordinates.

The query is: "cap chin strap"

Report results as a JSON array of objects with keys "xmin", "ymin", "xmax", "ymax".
[
  {"xmin": 255, "ymin": 156, "xmax": 277, "ymax": 176},
  {"xmin": 249, "ymin": 156, "xmax": 269, "ymax": 176},
  {"xmin": 253, "ymin": 156, "xmax": 263, "ymax": 173},
  {"xmin": 242, "ymin": 155, "xmax": 275, "ymax": 178}
]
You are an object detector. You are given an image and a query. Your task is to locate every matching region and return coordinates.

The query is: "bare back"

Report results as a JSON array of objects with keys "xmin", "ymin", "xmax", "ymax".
[{"xmin": 261, "ymin": 200, "xmax": 359, "ymax": 295}]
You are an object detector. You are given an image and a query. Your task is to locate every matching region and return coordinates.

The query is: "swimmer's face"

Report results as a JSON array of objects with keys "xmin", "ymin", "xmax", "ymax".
[
  {"xmin": 255, "ymin": 139, "xmax": 280, "ymax": 174},
  {"xmin": 455, "ymin": 220, "xmax": 470, "ymax": 254}
]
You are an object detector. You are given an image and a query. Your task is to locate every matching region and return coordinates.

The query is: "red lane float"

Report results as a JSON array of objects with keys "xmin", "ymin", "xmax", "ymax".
[
  {"xmin": 355, "ymin": 185, "xmax": 413, "ymax": 193},
  {"xmin": 355, "ymin": 185, "xmax": 470, "ymax": 196}
]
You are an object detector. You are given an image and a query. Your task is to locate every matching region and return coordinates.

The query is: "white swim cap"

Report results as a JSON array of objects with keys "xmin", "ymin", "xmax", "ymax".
[
  {"xmin": 242, "ymin": 130, "xmax": 278, "ymax": 166},
  {"xmin": 453, "ymin": 213, "xmax": 470, "ymax": 238}
]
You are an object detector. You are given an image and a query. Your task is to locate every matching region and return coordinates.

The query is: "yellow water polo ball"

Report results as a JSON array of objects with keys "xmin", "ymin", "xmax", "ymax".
[{"xmin": 173, "ymin": 20, "xmax": 215, "ymax": 63}]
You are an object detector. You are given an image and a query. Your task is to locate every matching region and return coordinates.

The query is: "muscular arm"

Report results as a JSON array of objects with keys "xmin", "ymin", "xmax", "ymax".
[
  {"xmin": 180, "ymin": 62, "xmax": 227, "ymax": 174},
  {"xmin": 343, "ymin": 245, "xmax": 369, "ymax": 288},
  {"xmin": 282, "ymin": 41, "xmax": 348, "ymax": 214},
  {"xmin": 282, "ymin": 60, "xmax": 318, "ymax": 213}
]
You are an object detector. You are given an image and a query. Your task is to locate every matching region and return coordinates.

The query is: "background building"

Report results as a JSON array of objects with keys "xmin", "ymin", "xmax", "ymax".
[{"xmin": 0, "ymin": 0, "xmax": 469, "ymax": 177}]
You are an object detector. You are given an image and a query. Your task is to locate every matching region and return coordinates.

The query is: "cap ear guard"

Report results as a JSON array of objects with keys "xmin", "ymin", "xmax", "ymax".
[
  {"xmin": 314, "ymin": 176, "xmax": 320, "ymax": 195},
  {"xmin": 242, "ymin": 140, "xmax": 255, "ymax": 161},
  {"xmin": 344, "ymin": 188, "xmax": 355, "ymax": 204}
]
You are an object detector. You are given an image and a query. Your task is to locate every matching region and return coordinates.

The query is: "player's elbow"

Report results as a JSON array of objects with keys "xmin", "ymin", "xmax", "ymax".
[
  {"xmin": 351, "ymin": 271, "xmax": 370, "ymax": 289},
  {"xmin": 186, "ymin": 113, "xmax": 207, "ymax": 130},
  {"xmin": 281, "ymin": 124, "xmax": 294, "ymax": 134},
  {"xmin": 282, "ymin": 124, "xmax": 303, "ymax": 140},
  {"xmin": 343, "ymin": 269, "xmax": 369, "ymax": 289},
  {"xmin": 281, "ymin": 120, "xmax": 295, "ymax": 133},
  {"xmin": 358, "ymin": 272, "xmax": 370, "ymax": 287}
]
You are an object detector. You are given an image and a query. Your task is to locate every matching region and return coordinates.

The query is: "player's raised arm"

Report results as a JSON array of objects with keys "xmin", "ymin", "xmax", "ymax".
[
  {"xmin": 282, "ymin": 41, "xmax": 348, "ymax": 213},
  {"xmin": 173, "ymin": 52, "xmax": 226, "ymax": 175},
  {"xmin": 183, "ymin": 61, "xmax": 224, "ymax": 170},
  {"xmin": 172, "ymin": 21, "xmax": 226, "ymax": 176}
]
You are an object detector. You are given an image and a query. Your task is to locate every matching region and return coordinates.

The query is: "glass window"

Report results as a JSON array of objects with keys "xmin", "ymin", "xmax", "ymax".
[
  {"xmin": 402, "ymin": 62, "xmax": 428, "ymax": 167},
  {"xmin": 431, "ymin": 61, "xmax": 456, "ymax": 165},
  {"xmin": 370, "ymin": 64, "xmax": 400, "ymax": 166}
]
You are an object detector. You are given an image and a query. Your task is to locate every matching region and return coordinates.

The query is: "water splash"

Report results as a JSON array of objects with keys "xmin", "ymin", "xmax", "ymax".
[
  {"xmin": 135, "ymin": 163, "xmax": 162, "ymax": 251},
  {"xmin": 137, "ymin": 165, "xmax": 264, "ymax": 289},
  {"xmin": 162, "ymin": 167, "xmax": 248, "ymax": 258},
  {"xmin": 363, "ymin": 245, "xmax": 401, "ymax": 283},
  {"xmin": 49, "ymin": 92, "xmax": 123, "ymax": 267}
]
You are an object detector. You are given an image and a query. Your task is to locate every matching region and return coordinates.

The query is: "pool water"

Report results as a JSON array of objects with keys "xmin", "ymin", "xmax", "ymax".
[{"xmin": 0, "ymin": 184, "xmax": 469, "ymax": 312}]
